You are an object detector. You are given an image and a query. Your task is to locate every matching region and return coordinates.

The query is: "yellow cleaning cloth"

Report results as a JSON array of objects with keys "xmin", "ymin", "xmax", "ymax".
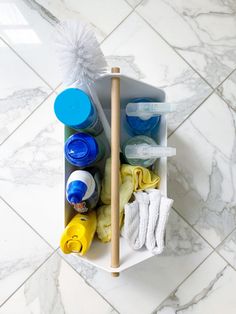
[
  {"xmin": 120, "ymin": 164, "xmax": 160, "ymax": 191},
  {"xmin": 100, "ymin": 158, "xmax": 121, "ymax": 205},
  {"xmin": 97, "ymin": 159, "xmax": 160, "ymax": 243}
]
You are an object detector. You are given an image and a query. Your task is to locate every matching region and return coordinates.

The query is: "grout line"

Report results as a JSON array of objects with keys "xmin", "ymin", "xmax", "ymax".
[
  {"xmin": 167, "ymin": 89, "xmax": 214, "ymax": 138},
  {"xmin": 171, "ymin": 207, "xmax": 215, "ymax": 251},
  {"xmin": 133, "ymin": 8, "xmax": 236, "ymax": 139},
  {"xmin": 214, "ymin": 224, "xmax": 236, "ymax": 252},
  {"xmin": 150, "ymin": 220, "xmax": 236, "ymax": 314},
  {"xmin": 0, "ymin": 90, "xmax": 54, "ymax": 147},
  {"xmin": 100, "ymin": 9, "xmax": 135, "ymax": 46},
  {"xmin": 0, "ymin": 36, "xmax": 56, "ymax": 91},
  {"xmin": 0, "ymin": 3, "xmax": 135, "ymax": 93},
  {"xmin": 0, "ymin": 7, "xmax": 134, "ymax": 86},
  {"xmin": 172, "ymin": 206, "xmax": 226, "ymax": 252},
  {"xmin": 172, "ymin": 207, "xmax": 236, "ymax": 269},
  {"xmin": 150, "ymin": 250, "xmax": 215, "ymax": 314},
  {"xmin": 135, "ymin": 10, "xmax": 214, "ymax": 90},
  {"xmin": 218, "ymin": 256, "xmax": 236, "ymax": 273},
  {"xmin": 151, "ymin": 214, "xmax": 236, "ymax": 314},
  {"xmin": 0, "ymin": 196, "xmax": 56, "ymax": 252},
  {"xmin": 124, "ymin": 0, "xmax": 144, "ymax": 9},
  {"xmin": 124, "ymin": 0, "xmax": 134, "ymax": 8},
  {"xmin": 54, "ymin": 82, "xmax": 63, "ymax": 94},
  {"xmin": 167, "ymin": 63, "xmax": 236, "ymax": 139},
  {"xmin": 0, "ymin": 82, "xmax": 61, "ymax": 148},
  {"xmin": 55, "ymin": 249, "xmax": 120, "ymax": 314},
  {"xmin": 218, "ymin": 67, "xmax": 236, "ymax": 90},
  {"xmin": 216, "ymin": 251, "xmax": 236, "ymax": 273},
  {"xmin": 0, "ymin": 250, "xmax": 56, "ymax": 309},
  {"xmin": 214, "ymin": 227, "xmax": 236, "ymax": 273}
]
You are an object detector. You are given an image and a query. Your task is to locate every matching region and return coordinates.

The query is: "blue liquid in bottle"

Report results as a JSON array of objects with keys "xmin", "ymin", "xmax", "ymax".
[
  {"xmin": 126, "ymin": 97, "xmax": 161, "ymax": 135},
  {"xmin": 64, "ymin": 133, "xmax": 104, "ymax": 168}
]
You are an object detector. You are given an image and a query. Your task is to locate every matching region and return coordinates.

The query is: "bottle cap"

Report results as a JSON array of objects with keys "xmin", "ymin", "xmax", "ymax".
[
  {"xmin": 67, "ymin": 180, "xmax": 88, "ymax": 204},
  {"xmin": 66, "ymin": 239, "xmax": 82, "ymax": 253},
  {"xmin": 54, "ymin": 88, "xmax": 96, "ymax": 130},
  {"xmin": 66, "ymin": 170, "xmax": 96, "ymax": 204},
  {"xmin": 65, "ymin": 133, "xmax": 99, "ymax": 167}
]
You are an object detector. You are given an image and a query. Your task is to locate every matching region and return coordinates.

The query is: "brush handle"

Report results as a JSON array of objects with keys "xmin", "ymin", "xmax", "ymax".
[{"xmin": 111, "ymin": 67, "xmax": 120, "ymax": 276}]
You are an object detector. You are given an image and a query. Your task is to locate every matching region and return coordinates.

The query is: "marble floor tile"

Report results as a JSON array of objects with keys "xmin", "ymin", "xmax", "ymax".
[
  {"xmin": 101, "ymin": 12, "xmax": 212, "ymax": 134},
  {"xmin": 0, "ymin": 253, "xmax": 116, "ymax": 314},
  {"xmin": 154, "ymin": 253, "xmax": 236, "ymax": 314},
  {"xmin": 0, "ymin": 0, "xmax": 131, "ymax": 87},
  {"xmin": 168, "ymin": 93, "xmax": 236, "ymax": 247},
  {"xmin": 217, "ymin": 229, "xmax": 236, "ymax": 269},
  {"xmin": 125, "ymin": 0, "xmax": 143, "ymax": 9},
  {"xmin": 137, "ymin": 0, "xmax": 236, "ymax": 88},
  {"xmin": 32, "ymin": 0, "xmax": 132, "ymax": 41},
  {"xmin": 217, "ymin": 69, "xmax": 236, "ymax": 111},
  {"xmin": 0, "ymin": 93, "xmax": 65, "ymax": 248},
  {"xmin": 59, "ymin": 210, "xmax": 212, "ymax": 314},
  {"xmin": 0, "ymin": 39, "xmax": 51, "ymax": 144},
  {"xmin": 0, "ymin": 198, "xmax": 52, "ymax": 306},
  {"xmin": 0, "ymin": 0, "xmax": 60, "ymax": 88}
]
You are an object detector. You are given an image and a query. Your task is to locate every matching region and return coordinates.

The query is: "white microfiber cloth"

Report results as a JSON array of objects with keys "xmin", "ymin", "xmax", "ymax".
[
  {"xmin": 122, "ymin": 200, "xmax": 139, "ymax": 247},
  {"xmin": 152, "ymin": 196, "xmax": 173, "ymax": 255},
  {"xmin": 145, "ymin": 189, "xmax": 161, "ymax": 251},
  {"xmin": 133, "ymin": 192, "xmax": 149, "ymax": 250},
  {"xmin": 123, "ymin": 189, "xmax": 173, "ymax": 255},
  {"xmin": 122, "ymin": 191, "xmax": 149, "ymax": 250}
]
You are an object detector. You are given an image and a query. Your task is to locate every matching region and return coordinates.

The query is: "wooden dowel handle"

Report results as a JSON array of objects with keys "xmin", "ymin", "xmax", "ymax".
[{"xmin": 111, "ymin": 67, "xmax": 120, "ymax": 276}]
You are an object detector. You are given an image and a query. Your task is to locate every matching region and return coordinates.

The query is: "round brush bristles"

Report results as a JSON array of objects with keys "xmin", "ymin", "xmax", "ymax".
[{"xmin": 55, "ymin": 20, "xmax": 107, "ymax": 86}]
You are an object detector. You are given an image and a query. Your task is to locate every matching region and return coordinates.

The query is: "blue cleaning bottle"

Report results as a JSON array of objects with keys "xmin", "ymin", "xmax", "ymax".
[
  {"xmin": 54, "ymin": 88, "xmax": 103, "ymax": 136},
  {"xmin": 64, "ymin": 132, "xmax": 104, "ymax": 168},
  {"xmin": 125, "ymin": 98, "xmax": 161, "ymax": 135},
  {"xmin": 66, "ymin": 169, "xmax": 101, "ymax": 213}
]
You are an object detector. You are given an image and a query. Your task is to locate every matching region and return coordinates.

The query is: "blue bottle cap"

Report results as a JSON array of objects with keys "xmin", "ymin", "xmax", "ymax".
[
  {"xmin": 126, "ymin": 97, "xmax": 161, "ymax": 135},
  {"xmin": 65, "ymin": 133, "xmax": 99, "ymax": 167},
  {"xmin": 54, "ymin": 88, "xmax": 96, "ymax": 130},
  {"xmin": 67, "ymin": 180, "xmax": 88, "ymax": 204}
]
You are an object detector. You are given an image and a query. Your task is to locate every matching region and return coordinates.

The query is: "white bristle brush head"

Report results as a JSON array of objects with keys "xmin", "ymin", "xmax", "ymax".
[{"xmin": 55, "ymin": 20, "xmax": 107, "ymax": 86}]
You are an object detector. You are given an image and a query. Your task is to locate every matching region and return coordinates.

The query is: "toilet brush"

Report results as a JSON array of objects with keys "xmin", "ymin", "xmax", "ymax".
[
  {"xmin": 54, "ymin": 19, "xmax": 111, "ymax": 142},
  {"xmin": 55, "ymin": 19, "xmax": 107, "ymax": 86}
]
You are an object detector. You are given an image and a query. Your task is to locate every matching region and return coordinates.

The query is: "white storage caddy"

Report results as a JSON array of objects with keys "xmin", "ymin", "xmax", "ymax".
[{"xmin": 64, "ymin": 69, "xmax": 167, "ymax": 275}]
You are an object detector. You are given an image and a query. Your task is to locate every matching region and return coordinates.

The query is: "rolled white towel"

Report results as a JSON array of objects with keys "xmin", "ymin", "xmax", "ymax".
[
  {"xmin": 145, "ymin": 189, "xmax": 161, "ymax": 251},
  {"xmin": 152, "ymin": 196, "xmax": 173, "ymax": 255},
  {"xmin": 133, "ymin": 192, "xmax": 150, "ymax": 250},
  {"xmin": 123, "ymin": 190, "xmax": 173, "ymax": 255},
  {"xmin": 122, "ymin": 200, "xmax": 139, "ymax": 247}
]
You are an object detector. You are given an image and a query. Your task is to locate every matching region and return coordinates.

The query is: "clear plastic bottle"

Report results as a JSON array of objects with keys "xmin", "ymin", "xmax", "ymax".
[
  {"xmin": 125, "ymin": 98, "xmax": 161, "ymax": 135},
  {"xmin": 123, "ymin": 135, "xmax": 176, "ymax": 167}
]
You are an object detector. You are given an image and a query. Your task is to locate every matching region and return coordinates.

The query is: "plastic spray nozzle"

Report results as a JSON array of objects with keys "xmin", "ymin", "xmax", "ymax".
[
  {"xmin": 125, "ymin": 144, "xmax": 176, "ymax": 159},
  {"xmin": 126, "ymin": 102, "xmax": 176, "ymax": 120}
]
